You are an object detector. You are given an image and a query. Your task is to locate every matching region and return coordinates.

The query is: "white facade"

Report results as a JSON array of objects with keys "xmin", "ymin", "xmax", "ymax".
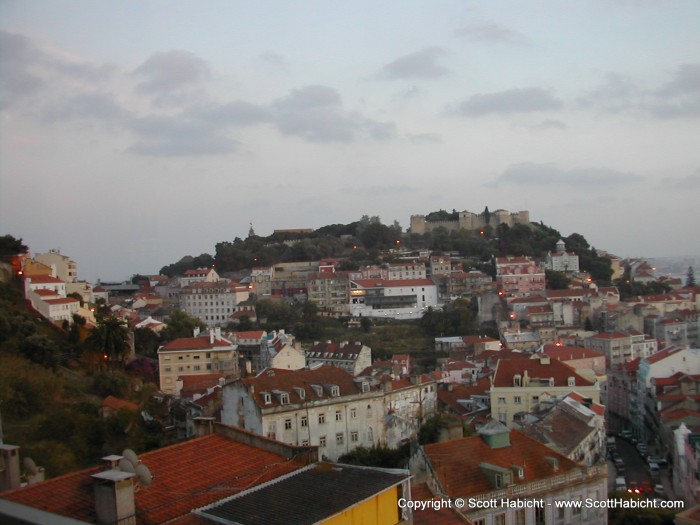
[
  {"xmin": 180, "ymin": 281, "xmax": 250, "ymax": 327},
  {"xmin": 349, "ymin": 279, "xmax": 438, "ymax": 320},
  {"xmin": 35, "ymin": 297, "xmax": 80, "ymax": 323}
]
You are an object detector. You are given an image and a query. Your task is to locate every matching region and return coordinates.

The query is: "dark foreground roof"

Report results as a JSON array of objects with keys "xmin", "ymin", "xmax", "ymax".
[{"xmin": 195, "ymin": 463, "xmax": 410, "ymax": 525}]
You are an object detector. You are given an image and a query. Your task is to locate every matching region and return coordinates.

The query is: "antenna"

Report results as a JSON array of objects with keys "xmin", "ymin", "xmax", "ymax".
[
  {"xmin": 135, "ymin": 464, "xmax": 153, "ymax": 486},
  {"xmin": 122, "ymin": 448, "xmax": 139, "ymax": 467},
  {"xmin": 118, "ymin": 458, "xmax": 136, "ymax": 473},
  {"xmin": 23, "ymin": 457, "xmax": 38, "ymax": 475}
]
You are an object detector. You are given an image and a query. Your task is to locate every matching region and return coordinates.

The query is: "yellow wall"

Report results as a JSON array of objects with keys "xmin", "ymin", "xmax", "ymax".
[{"xmin": 322, "ymin": 487, "xmax": 399, "ymax": 525}]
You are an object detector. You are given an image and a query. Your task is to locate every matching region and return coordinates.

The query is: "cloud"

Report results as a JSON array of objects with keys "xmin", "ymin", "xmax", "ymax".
[
  {"xmin": 126, "ymin": 115, "xmax": 238, "ymax": 156},
  {"xmin": 530, "ymin": 119, "xmax": 567, "ymax": 130},
  {"xmin": 43, "ymin": 92, "xmax": 131, "ymax": 122},
  {"xmin": 133, "ymin": 50, "xmax": 210, "ymax": 94},
  {"xmin": 342, "ymin": 185, "xmax": 414, "ymax": 196},
  {"xmin": 407, "ymin": 132, "xmax": 443, "ymax": 143},
  {"xmin": 490, "ymin": 163, "xmax": 643, "ymax": 187},
  {"xmin": 185, "ymin": 100, "xmax": 271, "ymax": 126},
  {"xmin": 661, "ymin": 169, "xmax": 700, "ymax": 190},
  {"xmin": 577, "ymin": 72, "xmax": 641, "ymax": 113},
  {"xmin": 271, "ymin": 85, "xmax": 396, "ymax": 142},
  {"xmin": 455, "ymin": 88, "xmax": 563, "ymax": 116},
  {"xmin": 0, "ymin": 30, "xmax": 114, "ymax": 107},
  {"xmin": 258, "ymin": 52, "xmax": 286, "ymax": 66},
  {"xmin": 580, "ymin": 65, "xmax": 700, "ymax": 118},
  {"xmin": 377, "ymin": 47, "xmax": 450, "ymax": 80},
  {"xmin": 648, "ymin": 63, "xmax": 700, "ymax": 118},
  {"xmin": 454, "ymin": 22, "xmax": 525, "ymax": 44}
]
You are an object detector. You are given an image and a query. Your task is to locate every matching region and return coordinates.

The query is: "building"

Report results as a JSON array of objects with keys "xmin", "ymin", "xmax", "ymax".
[
  {"xmin": 496, "ymin": 256, "xmax": 546, "ymax": 300},
  {"xmin": 34, "ymin": 249, "xmax": 78, "ymax": 283},
  {"xmin": 545, "ymin": 239, "xmax": 580, "ymax": 273},
  {"xmin": 349, "ymin": 278, "xmax": 439, "ymax": 319},
  {"xmin": 179, "ymin": 280, "xmax": 250, "ymax": 327},
  {"xmin": 411, "ymin": 420, "xmax": 608, "ymax": 525},
  {"xmin": 305, "ymin": 340, "xmax": 372, "ymax": 376},
  {"xmin": 0, "ymin": 422, "xmax": 413, "ymax": 525},
  {"xmin": 221, "ymin": 366, "xmax": 436, "ymax": 461},
  {"xmin": 490, "ymin": 356, "xmax": 600, "ymax": 428},
  {"xmin": 584, "ymin": 330, "xmax": 657, "ymax": 367},
  {"xmin": 520, "ymin": 392, "xmax": 606, "ymax": 466},
  {"xmin": 410, "ymin": 208, "xmax": 530, "ymax": 235},
  {"xmin": 157, "ymin": 328, "xmax": 238, "ymax": 395},
  {"xmin": 306, "ymin": 269, "xmax": 351, "ymax": 314},
  {"xmin": 178, "ymin": 266, "xmax": 220, "ymax": 287}
]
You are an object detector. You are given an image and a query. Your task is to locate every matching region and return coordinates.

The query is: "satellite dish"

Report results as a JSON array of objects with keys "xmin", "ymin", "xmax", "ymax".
[
  {"xmin": 122, "ymin": 449, "xmax": 139, "ymax": 467},
  {"xmin": 135, "ymin": 464, "xmax": 153, "ymax": 486},
  {"xmin": 118, "ymin": 458, "xmax": 136, "ymax": 473},
  {"xmin": 23, "ymin": 457, "xmax": 38, "ymax": 475}
]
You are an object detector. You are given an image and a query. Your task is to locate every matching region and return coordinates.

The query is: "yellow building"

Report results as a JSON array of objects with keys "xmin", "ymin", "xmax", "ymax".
[{"xmin": 157, "ymin": 328, "xmax": 238, "ymax": 395}]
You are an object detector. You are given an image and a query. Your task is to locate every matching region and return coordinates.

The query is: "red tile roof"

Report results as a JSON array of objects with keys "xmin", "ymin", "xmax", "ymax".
[
  {"xmin": 33, "ymin": 288, "xmax": 60, "ymax": 296},
  {"xmin": 492, "ymin": 358, "xmax": 595, "ymax": 388},
  {"xmin": 45, "ymin": 298, "xmax": 80, "ymax": 305},
  {"xmin": 541, "ymin": 345, "xmax": 604, "ymax": 361},
  {"xmin": 424, "ymin": 428, "xmax": 580, "ymax": 498},
  {"xmin": 101, "ymin": 396, "xmax": 138, "ymax": 412},
  {"xmin": 1, "ymin": 431, "xmax": 307, "ymax": 524},
  {"xmin": 161, "ymin": 336, "xmax": 233, "ymax": 351},
  {"xmin": 411, "ymin": 483, "xmax": 466, "ymax": 525},
  {"xmin": 26, "ymin": 275, "xmax": 64, "ymax": 284},
  {"xmin": 242, "ymin": 366, "xmax": 367, "ymax": 408}
]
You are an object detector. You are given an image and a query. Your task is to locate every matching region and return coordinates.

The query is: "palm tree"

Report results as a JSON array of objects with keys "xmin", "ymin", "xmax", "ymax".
[{"xmin": 87, "ymin": 315, "xmax": 132, "ymax": 370}]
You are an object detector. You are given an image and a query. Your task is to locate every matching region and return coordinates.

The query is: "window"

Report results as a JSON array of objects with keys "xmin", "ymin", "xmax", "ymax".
[
  {"xmin": 284, "ymin": 419, "xmax": 292, "ymax": 430},
  {"xmin": 351, "ymin": 431, "xmax": 359, "ymax": 442},
  {"xmin": 318, "ymin": 413, "xmax": 326, "ymax": 424},
  {"xmin": 336, "ymin": 432, "xmax": 344, "ymax": 445},
  {"xmin": 498, "ymin": 396, "xmax": 506, "ymax": 404},
  {"xmin": 164, "ymin": 367, "xmax": 171, "ymax": 372},
  {"xmin": 301, "ymin": 415, "xmax": 308, "ymax": 427},
  {"xmin": 367, "ymin": 404, "xmax": 372, "ymax": 417},
  {"xmin": 335, "ymin": 410, "xmax": 342, "ymax": 421},
  {"xmin": 367, "ymin": 427, "xmax": 374, "ymax": 442},
  {"xmin": 494, "ymin": 514, "xmax": 506, "ymax": 525},
  {"xmin": 193, "ymin": 365, "xmax": 201, "ymax": 371},
  {"xmin": 319, "ymin": 436, "xmax": 327, "ymax": 447},
  {"xmin": 572, "ymin": 496, "xmax": 582, "ymax": 517},
  {"xmin": 535, "ymin": 506, "xmax": 545, "ymax": 525},
  {"xmin": 301, "ymin": 440, "xmax": 309, "ymax": 446},
  {"xmin": 514, "ymin": 395, "xmax": 522, "ymax": 404},
  {"xmin": 266, "ymin": 422, "xmax": 276, "ymax": 440},
  {"xmin": 515, "ymin": 509, "xmax": 526, "ymax": 525},
  {"xmin": 350, "ymin": 407, "xmax": 357, "ymax": 419},
  {"xmin": 263, "ymin": 393, "xmax": 272, "ymax": 404}
]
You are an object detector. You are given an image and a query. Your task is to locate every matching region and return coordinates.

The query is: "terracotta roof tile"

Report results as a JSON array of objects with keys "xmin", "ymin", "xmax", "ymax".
[
  {"xmin": 1, "ymin": 432, "xmax": 306, "ymax": 524},
  {"xmin": 424, "ymin": 429, "xmax": 581, "ymax": 498},
  {"xmin": 492, "ymin": 358, "xmax": 594, "ymax": 388}
]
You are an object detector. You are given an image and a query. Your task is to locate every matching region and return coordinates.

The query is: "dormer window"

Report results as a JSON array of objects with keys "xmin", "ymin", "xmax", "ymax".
[
  {"xmin": 568, "ymin": 377, "xmax": 575, "ymax": 387},
  {"xmin": 513, "ymin": 374, "xmax": 522, "ymax": 387},
  {"xmin": 280, "ymin": 393, "xmax": 289, "ymax": 405},
  {"xmin": 262, "ymin": 392, "xmax": 272, "ymax": 404},
  {"xmin": 311, "ymin": 384, "xmax": 323, "ymax": 397},
  {"xmin": 294, "ymin": 387, "xmax": 305, "ymax": 400},
  {"xmin": 331, "ymin": 385, "xmax": 340, "ymax": 397},
  {"xmin": 361, "ymin": 381, "xmax": 370, "ymax": 393}
]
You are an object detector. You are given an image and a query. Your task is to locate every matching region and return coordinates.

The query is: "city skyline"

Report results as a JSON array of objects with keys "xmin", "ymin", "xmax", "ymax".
[{"xmin": 1, "ymin": 1, "xmax": 699, "ymax": 281}]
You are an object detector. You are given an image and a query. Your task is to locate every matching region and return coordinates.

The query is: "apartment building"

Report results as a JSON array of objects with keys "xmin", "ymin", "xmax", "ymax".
[
  {"xmin": 305, "ymin": 340, "xmax": 372, "ymax": 376},
  {"xmin": 179, "ymin": 280, "xmax": 250, "ymax": 327},
  {"xmin": 490, "ymin": 356, "xmax": 600, "ymax": 428},
  {"xmin": 157, "ymin": 329, "xmax": 238, "ymax": 395},
  {"xmin": 496, "ymin": 256, "xmax": 546, "ymax": 300},
  {"xmin": 349, "ymin": 278, "xmax": 438, "ymax": 319}
]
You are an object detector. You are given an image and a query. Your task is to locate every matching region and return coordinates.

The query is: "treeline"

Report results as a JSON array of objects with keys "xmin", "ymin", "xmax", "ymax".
[{"xmin": 160, "ymin": 213, "xmax": 613, "ymax": 284}]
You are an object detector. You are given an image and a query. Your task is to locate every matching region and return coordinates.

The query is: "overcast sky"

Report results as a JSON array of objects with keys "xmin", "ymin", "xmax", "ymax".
[{"xmin": 1, "ymin": 1, "xmax": 699, "ymax": 282}]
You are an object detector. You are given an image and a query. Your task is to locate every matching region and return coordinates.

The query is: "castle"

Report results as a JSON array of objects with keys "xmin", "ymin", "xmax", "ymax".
[{"xmin": 409, "ymin": 208, "xmax": 530, "ymax": 235}]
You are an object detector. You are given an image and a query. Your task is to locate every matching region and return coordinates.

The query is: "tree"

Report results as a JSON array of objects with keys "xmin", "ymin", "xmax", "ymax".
[
  {"xmin": 687, "ymin": 266, "xmax": 696, "ymax": 287},
  {"xmin": 545, "ymin": 270, "xmax": 570, "ymax": 290},
  {"xmin": 161, "ymin": 309, "xmax": 205, "ymax": 340},
  {"xmin": 87, "ymin": 315, "xmax": 131, "ymax": 370},
  {"xmin": 19, "ymin": 334, "xmax": 59, "ymax": 368},
  {"xmin": 0, "ymin": 234, "xmax": 28, "ymax": 260}
]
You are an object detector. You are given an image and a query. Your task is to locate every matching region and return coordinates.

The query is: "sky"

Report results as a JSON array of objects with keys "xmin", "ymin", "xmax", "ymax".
[{"xmin": 1, "ymin": 1, "xmax": 699, "ymax": 282}]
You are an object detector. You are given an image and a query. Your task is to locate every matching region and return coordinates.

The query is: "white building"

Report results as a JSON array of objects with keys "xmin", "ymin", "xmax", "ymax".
[
  {"xmin": 545, "ymin": 239, "xmax": 580, "ymax": 273},
  {"xmin": 349, "ymin": 278, "xmax": 438, "ymax": 319},
  {"xmin": 221, "ymin": 367, "xmax": 437, "ymax": 461},
  {"xmin": 180, "ymin": 280, "xmax": 250, "ymax": 327},
  {"xmin": 305, "ymin": 340, "xmax": 372, "ymax": 376}
]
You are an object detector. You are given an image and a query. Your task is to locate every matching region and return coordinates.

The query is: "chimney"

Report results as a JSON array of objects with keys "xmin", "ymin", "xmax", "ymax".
[
  {"xmin": 214, "ymin": 327, "xmax": 221, "ymax": 339},
  {"xmin": 101, "ymin": 455, "xmax": 124, "ymax": 471},
  {"xmin": 0, "ymin": 444, "xmax": 21, "ymax": 491},
  {"xmin": 194, "ymin": 417, "xmax": 216, "ymax": 437},
  {"xmin": 91, "ymin": 470, "xmax": 136, "ymax": 525},
  {"xmin": 210, "ymin": 331, "xmax": 215, "ymax": 344},
  {"xmin": 193, "ymin": 327, "xmax": 200, "ymax": 337}
]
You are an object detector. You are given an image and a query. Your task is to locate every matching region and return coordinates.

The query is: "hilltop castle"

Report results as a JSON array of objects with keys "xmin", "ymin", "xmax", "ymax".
[{"xmin": 409, "ymin": 208, "xmax": 530, "ymax": 235}]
